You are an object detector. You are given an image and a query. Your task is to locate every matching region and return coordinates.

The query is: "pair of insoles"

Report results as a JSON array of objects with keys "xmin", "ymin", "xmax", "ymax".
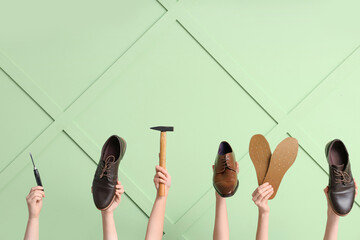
[{"xmin": 249, "ymin": 134, "xmax": 298, "ymax": 199}]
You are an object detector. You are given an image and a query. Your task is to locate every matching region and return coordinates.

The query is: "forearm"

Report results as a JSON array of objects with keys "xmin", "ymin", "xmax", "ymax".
[
  {"xmin": 145, "ymin": 196, "xmax": 167, "ymax": 240},
  {"xmin": 213, "ymin": 195, "xmax": 229, "ymax": 240},
  {"xmin": 323, "ymin": 213, "xmax": 339, "ymax": 240},
  {"xmin": 24, "ymin": 217, "xmax": 39, "ymax": 240},
  {"xmin": 102, "ymin": 212, "xmax": 118, "ymax": 240},
  {"xmin": 256, "ymin": 211, "xmax": 269, "ymax": 240}
]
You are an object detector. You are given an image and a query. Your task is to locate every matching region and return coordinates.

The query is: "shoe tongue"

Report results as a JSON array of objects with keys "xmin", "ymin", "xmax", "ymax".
[{"xmin": 332, "ymin": 164, "xmax": 345, "ymax": 171}]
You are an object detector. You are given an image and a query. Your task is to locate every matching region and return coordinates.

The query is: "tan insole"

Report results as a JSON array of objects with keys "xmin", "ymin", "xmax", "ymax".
[
  {"xmin": 263, "ymin": 137, "xmax": 298, "ymax": 200},
  {"xmin": 249, "ymin": 134, "xmax": 272, "ymax": 186}
]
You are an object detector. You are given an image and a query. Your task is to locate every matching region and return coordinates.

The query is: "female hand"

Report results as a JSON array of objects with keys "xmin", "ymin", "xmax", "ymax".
[
  {"xmin": 154, "ymin": 165, "xmax": 171, "ymax": 196},
  {"xmin": 252, "ymin": 182, "xmax": 273, "ymax": 214},
  {"xmin": 26, "ymin": 186, "xmax": 45, "ymax": 219}
]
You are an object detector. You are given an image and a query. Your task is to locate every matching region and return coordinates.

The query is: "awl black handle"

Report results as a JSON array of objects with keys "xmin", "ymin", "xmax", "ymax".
[{"xmin": 34, "ymin": 169, "xmax": 43, "ymax": 187}]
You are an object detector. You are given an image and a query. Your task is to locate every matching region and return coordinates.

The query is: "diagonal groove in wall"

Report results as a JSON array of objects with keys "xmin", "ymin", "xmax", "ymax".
[
  {"xmin": 0, "ymin": 52, "xmax": 61, "ymax": 119},
  {"xmin": 63, "ymin": 9, "xmax": 169, "ymax": 112},
  {"xmin": 288, "ymin": 43, "xmax": 360, "ymax": 114},
  {"xmin": 175, "ymin": 20, "xmax": 279, "ymax": 125}
]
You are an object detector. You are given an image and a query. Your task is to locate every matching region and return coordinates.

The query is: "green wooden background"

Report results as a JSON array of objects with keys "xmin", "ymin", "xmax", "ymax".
[{"xmin": 1, "ymin": 0, "xmax": 359, "ymax": 239}]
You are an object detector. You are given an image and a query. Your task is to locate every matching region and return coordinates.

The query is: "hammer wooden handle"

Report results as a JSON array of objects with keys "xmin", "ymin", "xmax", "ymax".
[{"xmin": 159, "ymin": 132, "xmax": 166, "ymax": 196}]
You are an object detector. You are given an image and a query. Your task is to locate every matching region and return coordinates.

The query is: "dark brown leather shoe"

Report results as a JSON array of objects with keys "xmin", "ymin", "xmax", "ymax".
[
  {"xmin": 325, "ymin": 139, "xmax": 355, "ymax": 216},
  {"xmin": 92, "ymin": 135, "xmax": 126, "ymax": 210},
  {"xmin": 213, "ymin": 141, "xmax": 238, "ymax": 198}
]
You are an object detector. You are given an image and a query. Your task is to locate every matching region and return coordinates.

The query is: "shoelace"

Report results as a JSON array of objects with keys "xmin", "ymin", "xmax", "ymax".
[
  {"xmin": 217, "ymin": 156, "xmax": 236, "ymax": 173},
  {"xmin": 100, "ymin": 155, "xmax": 115, "ymax": 179},
  {"xmin": 333, "ymin": 169, "xmax": 351, "ymax": 184}
]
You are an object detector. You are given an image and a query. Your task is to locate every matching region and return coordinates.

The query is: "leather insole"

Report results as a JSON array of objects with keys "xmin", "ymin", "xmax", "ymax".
[
  {"xmin": 263, "ymin": 137, "xmax": 298, "ymax": 200},
  {"xmin": 249, "ymin": 134, "xmax": 272, "ymax": 186}
]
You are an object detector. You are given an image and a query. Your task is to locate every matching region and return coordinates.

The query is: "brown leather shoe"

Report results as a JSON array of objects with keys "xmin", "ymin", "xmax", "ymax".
[
  {"xmin": 326, "ymin": 139, "xmax": 355, "ymax": 216},
  {"xmin": 213, "ymin": 141, "xmax": 239, "ymax": 198},
  {"xmin": 92, "ymin": 135, "xmax": 126, "ymax": 210}
]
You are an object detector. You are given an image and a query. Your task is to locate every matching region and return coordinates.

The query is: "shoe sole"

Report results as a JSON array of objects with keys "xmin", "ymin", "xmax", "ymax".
[
  {"xmin": 263, "ymin": 137, "xmax": 298, "ymax": 200},
  {"xmin": 213, "ymin": 180, "xmax": 239, "ymax": 198},
  {"xmin": 249, "ymin": 134, "xmax": 272, "ymax": 186}
]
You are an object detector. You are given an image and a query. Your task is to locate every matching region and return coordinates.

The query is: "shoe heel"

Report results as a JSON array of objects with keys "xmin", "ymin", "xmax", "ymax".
[{"xmin": 325, "ymin": 141, "xmax": 332, "ymax": 158}]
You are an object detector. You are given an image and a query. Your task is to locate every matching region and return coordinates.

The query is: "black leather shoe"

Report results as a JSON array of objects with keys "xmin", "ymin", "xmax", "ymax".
[
  {"xmin": 325, "ymin": 139, "xmax": 355, "ymax": 216},
  {"xmin": 92, "ymin": 135, "xmax": 126, "ymax": 210}
]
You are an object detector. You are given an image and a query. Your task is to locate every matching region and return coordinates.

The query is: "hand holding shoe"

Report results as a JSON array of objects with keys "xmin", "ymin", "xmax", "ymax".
[
  {"xmin": 101, "ymin": 181, "xmax": 124, "ymax": 215},
  {"xmin": 252, "ymin": 182, "xmax": 273, "ymax": 214},
  {"xmin": 213, "ymin": 162, "xmax": 239, "ymax": 199},
  {"xmin": 324, "ymin": 179, "xmax": 358, "ymax": 218},
  {"xmin": 154, "ymin": 165, "xmax": 171, "ymax": 196},
  {"xmin": 26, "ymin": 186, "xmax": 45, "ymax": 219}
]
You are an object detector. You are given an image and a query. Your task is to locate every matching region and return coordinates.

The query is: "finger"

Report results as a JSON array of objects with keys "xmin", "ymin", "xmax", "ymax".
[
  {"xmin": 115, "ymin": 187, "xmax": 125, "ymax": 194},
  {"xmin": 355, "ymin": 180, "xmax": 358, "ymax": 197},
  {"xmin": 156, "ymin": 171, "xmax": 167, "ymax": 181},
  {"xmin": 115, "ymin": 190, "xmax": 121, "ymax": 197},
  {"xmin": 156, "ymin": 165, "xmax": 168, "ymax": 177},
  {"xmin": 253, "ymin": 185, "xmax": 272, "ymax": 200},
  {"xmin": 33, "ymin": 189, "xmax": 45, "ymax": 198},
  {"xmin": 258, "ymin": 188, "xmax": 274, "ymax": 202},
  {"xmin": 34, "ymin": 196, "xmax": 42, "ymax": 201},
  {"xmin": 324, "ymin": 186, "xmax": 329, "ymax": 194},
  {"xmin": 30, "ymin": 186, "xmax": 44, "ymax": 193},
  {"xmin": 236, "ymin": 162, "xmax": 239, "ymax": 174},
  {"xmin": 30, "ymin": 194, "xmax": 43, "ymax": 202},
  {"xmin": 263, "ymin": 189, "xmax": 274, "ymax": 201},
  {"xmin": 253, "ymin": 182, "xmax": 270, "ymax": 196},
  {"xmin": 157, "ymin": 179, "xmax": 167, "ymax": 185},
  {"xmin": 119, "ymin": 188, "xmax": 125, "ymax": 194},
  {"xmin": 27, "ymin": 191, "xmax": 37, "ymax": 199},
  {"xmin": 259, "ymin": 182, "xmax": 270, "ymax": 189},
  {"xmin": 31, "ymin": 192, "xmax": 44, "ymax": 199},
  {"xmin": 354, "ymin": 180, "xmax": 358, "ymax": 191},
  {"xmin": 251, "ymin": 188, "xmax": 258, "ymax": 197},
  {"xmin": 154, "ymin": 178, "xmax": 160, "ymax": 185}
]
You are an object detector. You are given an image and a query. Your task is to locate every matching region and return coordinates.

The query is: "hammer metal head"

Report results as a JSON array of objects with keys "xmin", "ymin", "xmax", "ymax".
[{"xmin": 150, "ymin": 126, "xmax": 174, "ymax": 132}]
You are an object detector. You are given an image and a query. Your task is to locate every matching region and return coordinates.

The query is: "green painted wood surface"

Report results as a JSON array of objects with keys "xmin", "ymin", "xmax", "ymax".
[{"xmin": 0, "ymin": 0, "xmax": 359, "ymax": 239}]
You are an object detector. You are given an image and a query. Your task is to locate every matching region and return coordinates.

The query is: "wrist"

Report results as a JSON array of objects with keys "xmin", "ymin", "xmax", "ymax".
[
  {"xmin": 156, "ymin": 194, "xmax": 168, "ymax": 201},
  {"xmin": 101, "ymin": 211, "xmax": 114, "ymax": 217},
  {"xmin": 28, "ymin": 213, "xmax": 40, "ymax": 220},
  {"xmin": 258, "ymin": 209, "xmax": 270, "ymax": 216},
  {"xmin": 215, "ymin": 193, "xmax": 226, "ymax": 202},
  {"xmin": 28, "ymin": 216, "xmax": 40, "ymax": 222},
  {"xmin": 327, "ymin": 210, "xmax": 339, "ymax": 221}
]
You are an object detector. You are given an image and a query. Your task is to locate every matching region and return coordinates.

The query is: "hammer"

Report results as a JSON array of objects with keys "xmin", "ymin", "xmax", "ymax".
[{"xmin": 150, "ymin": 126, "xmax": 174, "ymax": 196}]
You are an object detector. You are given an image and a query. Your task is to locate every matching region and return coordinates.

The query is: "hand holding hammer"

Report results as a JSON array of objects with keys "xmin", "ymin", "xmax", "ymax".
[{"xmin": 150, "ymin": 126, "xmax": 174, "ymax": 196}]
